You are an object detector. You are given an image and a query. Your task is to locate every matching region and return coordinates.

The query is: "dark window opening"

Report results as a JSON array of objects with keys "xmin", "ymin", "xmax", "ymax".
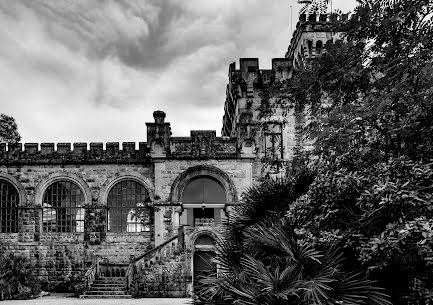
[
  {"xmin": 264, "ymin": 123, "xmax": 283, "ymax": 159},
  {"xmin": 0, "ymin": 180, "xmax": 19, "ymax": 233}
]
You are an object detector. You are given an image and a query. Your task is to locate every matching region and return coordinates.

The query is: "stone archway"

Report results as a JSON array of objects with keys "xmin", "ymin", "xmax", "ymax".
[
  {"xmin": 170, "ymin": 165, "xmax": 238, "ymax": 204},
  {"xmin": 170, "ymin": 165, "xmax": 238, "ymax": 228},
  {"xmin": 193, "ymin": 232, "xmax": 217, "ymax": 286}
]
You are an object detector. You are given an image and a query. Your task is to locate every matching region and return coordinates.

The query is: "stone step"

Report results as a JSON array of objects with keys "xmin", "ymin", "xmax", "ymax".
[
  {"xmin": 89, "ymin": 286, "xmax": 125, "ymax": 291},
  {"xmin": 86, "ymin": 291, "xmax": 126, "ymax": 295},
  {"xmin": 93, "ymin": 280, "xmax": 126, "ymax": 284},
  {"xmin": 93, "ymin": 279, "xmax": 126, "ymax": 284},
  {"xmin": 79, "ymin": 295, "xmax": 132, "ymax": 299},
  {"xmin": 91, "ymin": 282, "xmax": 126, "ymax": 286},
  {"xmin": 97, "ymin": 276, "xmax": 125, "ymax": 280}
]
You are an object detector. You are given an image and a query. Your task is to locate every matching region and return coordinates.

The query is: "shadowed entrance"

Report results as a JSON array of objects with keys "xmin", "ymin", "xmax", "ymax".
[{"xmin": 193, "ymin": 234, "xmax": 216, "ymax": 286}]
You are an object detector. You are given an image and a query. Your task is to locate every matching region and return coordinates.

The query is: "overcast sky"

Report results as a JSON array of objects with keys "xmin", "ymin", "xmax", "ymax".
[{"xmin": 0, "ymin": 0, "xmax": 357, "ymax": 144}]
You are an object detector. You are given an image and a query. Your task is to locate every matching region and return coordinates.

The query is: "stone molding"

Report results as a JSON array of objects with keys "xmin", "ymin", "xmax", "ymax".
[
  {"xmin": 99, "ymin": 173, "xmax": 155, "ymax": 206},
  {"xmin": 0, "ymin": 172, "xmax": 27, "ymax": 206},
  {"xmin": 33, "ymin": 172, "xmax": 92, "ymax": 206},
  {"xmin": 169, "ymin": 165, "xmax": 238, "ymax": 203},
  {"xmin": 191, "ymin": 229, "xmax": 218, "ymax": 248}
]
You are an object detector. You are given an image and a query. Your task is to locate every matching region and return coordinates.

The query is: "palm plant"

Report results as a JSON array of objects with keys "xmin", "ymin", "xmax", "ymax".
[
  {"xmin": 195, "ymin": 221, "xmax": 391, "ymax": 305},
  {"xmin": 226, "ymin": 169, "xmax": 315, "ymax": 241},
  {"xmin": 194, "ymin": 170, "xmax": 391, "ymax": 305}
]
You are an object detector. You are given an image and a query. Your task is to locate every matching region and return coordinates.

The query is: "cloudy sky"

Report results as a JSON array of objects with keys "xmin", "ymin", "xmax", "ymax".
[{"xmin": 0, "ymin": 0, "xmax": 357, "ymax": 144}]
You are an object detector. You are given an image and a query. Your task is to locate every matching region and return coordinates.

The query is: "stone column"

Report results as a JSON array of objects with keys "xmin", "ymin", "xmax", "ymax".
[
  {"xmin": 17, "ymin": 206, "xmax": 36, "ymax": 242},
  {"xmin": 172, "ymin": 206, "xmax": 182, "ymax": 233}
]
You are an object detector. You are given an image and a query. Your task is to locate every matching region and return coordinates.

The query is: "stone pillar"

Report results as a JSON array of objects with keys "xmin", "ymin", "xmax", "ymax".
[
  {"xmin": 173, "ymin": 206, "xmax": 182, "ymax": 233},
  {"xmin": 146, "ymin": 110, "xmax": 172, "ymax": 156},
  {"xmin": 17, "ymin": 206, "xmax": 36, "ymax": 242},
  {"xmin": 154, "ymin": 161, "xmax": 165, "ymax": 246},
  {"xmin": 84, "ymin": 189, "xmax": 107, "ymax": 245}
]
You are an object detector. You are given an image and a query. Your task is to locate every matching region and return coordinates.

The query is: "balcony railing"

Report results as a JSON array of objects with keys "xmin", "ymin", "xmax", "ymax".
[{"xmin": 195, "ymin": 218, "xmax": 215, "ymax": 227}]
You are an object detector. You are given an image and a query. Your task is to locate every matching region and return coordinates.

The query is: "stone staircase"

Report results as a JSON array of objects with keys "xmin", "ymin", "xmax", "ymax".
[{"xmin": 79, "ymin": 276, "xmax": 132, "ymax": 299}]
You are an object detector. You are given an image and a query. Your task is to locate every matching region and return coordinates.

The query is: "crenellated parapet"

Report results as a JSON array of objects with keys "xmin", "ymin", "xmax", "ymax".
[
  {"xmin": 222, "ymin": 58, "xmax": 293, "ymax": 138},
  {"xmin": 0, "ymin": 111, "xmax": 251, "ymax": 164},
  {"xmin": 228, "ymin": 58, "xmax": 293, "ymax": 90},
  {"xmin": 285, "ymin": 13, "xmax": 350, "ymax": 67},
  {"xmin": 0, "ymin": 142, "xmax": 150, "ymax": 164}
]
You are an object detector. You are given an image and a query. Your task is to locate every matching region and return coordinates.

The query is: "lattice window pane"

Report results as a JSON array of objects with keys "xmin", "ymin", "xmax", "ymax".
[
  {"xmin": 0, "ymin": 179, "xmax": 19, "ymax": 233},
  {"xmin": 107, "ymin": 180, "xmax": 150, "ymax": 233},
  {"xmin": 42, "ymin": 181, "xmax": 85, "ymax": 233}
]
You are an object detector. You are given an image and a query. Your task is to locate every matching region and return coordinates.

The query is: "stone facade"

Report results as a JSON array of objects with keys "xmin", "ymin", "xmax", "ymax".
[
  {"xmin": 0, "ymin": 11, "xmax": 338, "ymax": 297},
  {"xmin": 0, "ymin": 115, "xmax": 262, "ymax": 293}
]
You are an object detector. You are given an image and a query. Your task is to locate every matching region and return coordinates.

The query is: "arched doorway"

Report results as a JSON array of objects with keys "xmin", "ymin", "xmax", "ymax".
[
  {"xmin": 193, "ymin": 234, "xmax": 216, "ymax": 286},
  {"xmin": 181, "ymin": 177, "xmax": 226, "ymax": 227}
]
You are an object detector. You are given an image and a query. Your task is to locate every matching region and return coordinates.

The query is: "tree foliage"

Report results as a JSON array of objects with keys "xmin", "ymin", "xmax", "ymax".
[
  {"xmin": 266, "ymin": 0, "xmax": 433, "ymax": 303},
  {"xmin": 0, "ymin": 114, "xmax": 21, "ymax": 144},
  {"xmin": 197, "ymin": 1, "xmax": 432, "ymax": 303},
  {"xmin": 194, "ymin": 172, "xmax": 390, "ymax": 305}
]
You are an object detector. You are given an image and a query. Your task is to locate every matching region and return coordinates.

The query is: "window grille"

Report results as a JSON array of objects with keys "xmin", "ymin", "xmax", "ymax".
[
  {"xmin": 107, "ymin": 180, "xmax": 150, "ymax": 233},
  {"xmin": 263, "ymin": 123, "xmax": 283, "ymax": 159},
  {"xmin": 0, "ymin": 179, "xmax": 18, "ymax": 233},
  {"xmin": 42, "ymin": 181, "xmax": 85, "ymax": 233}
]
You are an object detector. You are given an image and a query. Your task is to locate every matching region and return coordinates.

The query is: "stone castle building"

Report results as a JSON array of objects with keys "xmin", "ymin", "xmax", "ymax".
[{"xmin": 0, "ymin": 7, "xmax": 340, "ymax": 298}]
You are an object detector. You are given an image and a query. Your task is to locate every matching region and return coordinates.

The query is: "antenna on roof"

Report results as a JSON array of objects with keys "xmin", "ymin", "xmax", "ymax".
[
  {"xmin": 290, "ymin": 4, "xmax": 293, "ymax": 34},
  {"xmin": 298, "ymin": 0, "xmax": 329, "ymax": 17}
]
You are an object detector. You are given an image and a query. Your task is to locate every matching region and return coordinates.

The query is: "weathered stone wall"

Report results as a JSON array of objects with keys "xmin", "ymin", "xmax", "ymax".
[
  {"xmin": 0, "ymin": 112, "xmax": 265, "ymax": 296},
  {"xmin": 132, "ymin": 253, "xmax": 188, "ymax": 298},
  {"xmin": 0, "ymin": 157, "xmax": 259, "ymax": 290},
  {"xmin": 0, "ymin": 242, "xmax": 85, "ymax": 291},
  {"xmin": 0, "ymin": 163, "xmax": 156, "ymax": 288},
  {"xmin": 153, "ymin": 159, "xmax": 257, "ymax": 245}
]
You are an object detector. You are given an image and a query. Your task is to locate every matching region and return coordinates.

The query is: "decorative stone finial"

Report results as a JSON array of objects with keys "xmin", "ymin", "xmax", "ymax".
[{"xmin": 153, "ymin": 111, "xmax": 166, "ymax": 124}]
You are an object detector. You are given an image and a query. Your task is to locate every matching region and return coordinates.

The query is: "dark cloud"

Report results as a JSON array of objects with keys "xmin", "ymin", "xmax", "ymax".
[
  {"xmin": 0, "ymin": 0, "xmax": 357, "ymax": 143},
  {"xmin": 15, "ymin": 0, "xmax": 184, "ymax": 70}
]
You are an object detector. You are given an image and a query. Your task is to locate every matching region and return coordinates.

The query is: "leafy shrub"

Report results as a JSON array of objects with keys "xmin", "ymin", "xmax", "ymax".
[{"xmin": 0, "ymin": 252, "xmax": 41, "ymax": 300}]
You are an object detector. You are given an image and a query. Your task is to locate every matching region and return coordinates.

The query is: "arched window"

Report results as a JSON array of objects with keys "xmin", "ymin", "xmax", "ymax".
[
  {"xmin": 307, "ymin": 40, "xmax": 313, "ymax": 58},
  {"xmin": 182, "ymin": 177, "xmax": 226, "ymax": 226},
  {"xmin": 0, "ymin": 179, "xmax": 19, "ymax": 233},
  {"xmin": 182, "ymin": 177, "xmax": 226, "ymax": 205},
  {"xmin": 195, "ymin": 234, "xmax": 215, "ymax": 246},
  {"xmin": 42, "ymin": 181, "xmax": 85, "ymax": 233},
  {"xmin": 107, "ymin": 180, "xmax": 150, "ymax": 233}
]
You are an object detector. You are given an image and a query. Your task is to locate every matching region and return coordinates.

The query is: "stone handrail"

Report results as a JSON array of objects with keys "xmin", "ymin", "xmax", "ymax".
[
  {"xmin": 135, "ymin": 234, "xmax": 178, "ymax": 264},
  {"xmin": 126, "ymin": 235, "xmax": 179, "ymax": 291},
  {"xmin": 125, "ymin": 263, "xmax": 134, "ymax": 290},
  {"xmin": 84, "ymin": 256, "xmax": 99, "ymax": 290}
]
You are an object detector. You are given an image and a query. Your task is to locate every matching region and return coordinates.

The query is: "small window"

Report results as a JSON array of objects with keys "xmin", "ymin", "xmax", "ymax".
[
  {"xmin": 307, "ymin": 40, "xmax": 313, "ymax": 58},
  {"xmin": 263, "ymin": 124, "xmax": 283, "ymax": 159},
  {"xmin": 42, "ymin": 181, "xmax": 85, "ymax": 233},
  {"xmin": 0, "ymin": 179, "xmax": 19, "ymax": 233},
  {"xmin": 76, "ymin": 207, "xmax": 85, "ymax": 233},
  {"xmin": 316, "ymin": 40, "xmax": 323, "ymax": 55}
]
